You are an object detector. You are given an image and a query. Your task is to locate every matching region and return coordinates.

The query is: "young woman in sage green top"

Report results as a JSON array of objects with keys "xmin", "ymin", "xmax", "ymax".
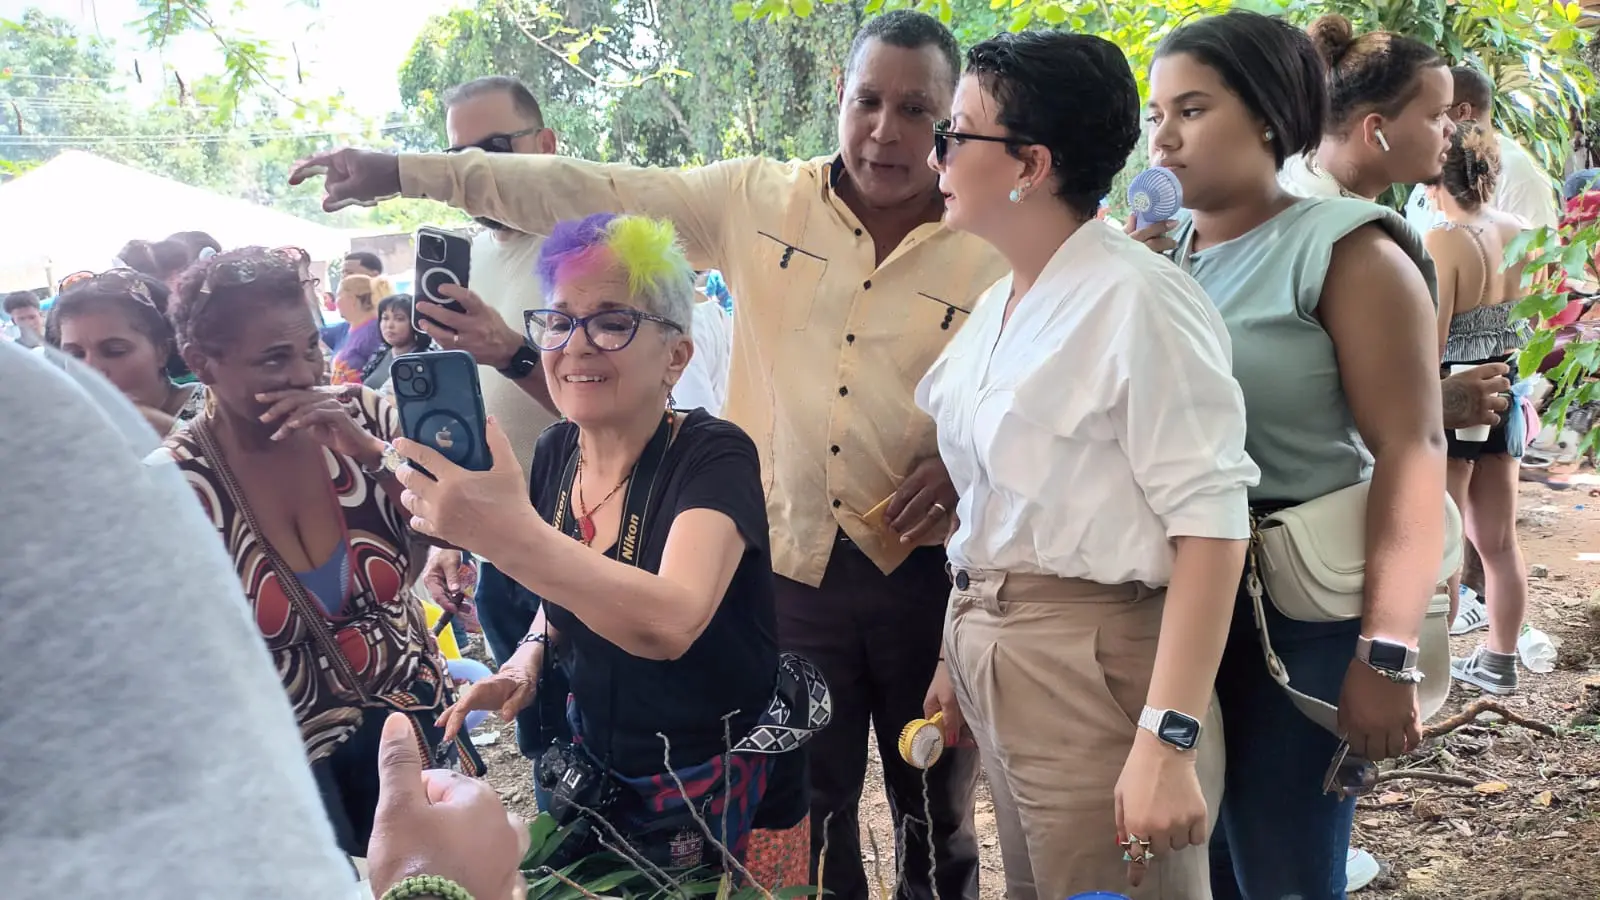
[{"xmin": 1142, "ymin": 12, "xmax": 1449, "ymax": 899}]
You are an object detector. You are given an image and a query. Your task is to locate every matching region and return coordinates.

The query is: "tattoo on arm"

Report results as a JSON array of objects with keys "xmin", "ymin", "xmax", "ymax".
[{"xmin": 1440, "ymin": 378, "xmax": 1472, "ymax": 431}]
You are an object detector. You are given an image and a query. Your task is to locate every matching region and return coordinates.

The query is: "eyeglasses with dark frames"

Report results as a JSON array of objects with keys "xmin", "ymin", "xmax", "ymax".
[
  {"xmin": 447, "ymin": 126, "xmax": 543, "ymax": 155},
  {"xmin": 523, "ymin": 307, "xmax": 684, "ymax": 353},
  {"xmin": 932, "ymin": 119, "xmax": 1041, "ymax": 166}
]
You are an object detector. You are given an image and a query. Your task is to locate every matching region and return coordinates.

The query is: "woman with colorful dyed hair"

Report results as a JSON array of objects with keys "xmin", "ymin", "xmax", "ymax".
[{"xmin": 411, "ymin": 213, "xmax": 821, "ymax": 885}]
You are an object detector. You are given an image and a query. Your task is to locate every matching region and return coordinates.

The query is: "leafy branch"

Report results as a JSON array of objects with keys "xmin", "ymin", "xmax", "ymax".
[
  {"xmin": 132, "ymin": 0, "xmax": 314, "ymax": 117},
  {"xmin": 1507, "ymin": 221, "xmax": 1600, "ymax": 460}
]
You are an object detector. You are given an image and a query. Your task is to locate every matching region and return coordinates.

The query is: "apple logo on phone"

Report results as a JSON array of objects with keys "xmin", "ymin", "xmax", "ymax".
[{"xmin": 435, "ymin": 426, "xmax": 455, "ymax": 450}]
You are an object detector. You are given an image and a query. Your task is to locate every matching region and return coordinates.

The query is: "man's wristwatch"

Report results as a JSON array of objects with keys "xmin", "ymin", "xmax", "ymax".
[
  {"xmin": 498, "ymin": 341, "xmax": 540, "ymax": 380},
  {"xmin": 1355, "ymin": 635, "xmax": 1424, "ymax": 683},
  {"xmin": 1138, "ymin": 706, "xmax": 1203, "ymax": 751}
]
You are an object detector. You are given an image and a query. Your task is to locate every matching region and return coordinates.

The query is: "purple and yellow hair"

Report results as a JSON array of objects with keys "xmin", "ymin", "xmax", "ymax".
[{"xmin": 535, "ymin": 213, "xmax": 691, "ymax": 304}]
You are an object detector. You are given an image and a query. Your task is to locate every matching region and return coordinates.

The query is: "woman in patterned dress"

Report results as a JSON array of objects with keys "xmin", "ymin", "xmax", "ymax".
[{"xmin": 148, "ymin": 246, "xmax": 482, "ymax": 859}]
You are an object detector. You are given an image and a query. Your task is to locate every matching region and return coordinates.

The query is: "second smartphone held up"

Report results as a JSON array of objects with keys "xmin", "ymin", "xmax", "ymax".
[
  {"xmin": 390, "ymin": 350, "xmax": 493, "ymax": 473},
  {"xmin": 414, "ymin": 226, "xmax": 472, "ymax": 333}
]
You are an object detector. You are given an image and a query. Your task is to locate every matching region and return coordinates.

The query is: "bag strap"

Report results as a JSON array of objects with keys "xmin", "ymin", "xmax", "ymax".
[
  {"xmin": 191, "ymin": 418, "xmax": 376, "ymax": 705},
  {"xmin": 1244, "ymin": 537, "xmax": 1342, "ymax": 736}
]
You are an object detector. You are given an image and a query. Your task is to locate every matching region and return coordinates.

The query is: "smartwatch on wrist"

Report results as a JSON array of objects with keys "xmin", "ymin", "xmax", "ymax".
[
  {"xmin": 498, "ymin": 341, "xmax": 540, "ymax": 380},
  {"xmin": 1138, "ymin": 706, "xmax": 1203, "ymax": 751},
  {"xmin": 1355, "ymin": 635, "xmax": 1423, "ymax": 683}
]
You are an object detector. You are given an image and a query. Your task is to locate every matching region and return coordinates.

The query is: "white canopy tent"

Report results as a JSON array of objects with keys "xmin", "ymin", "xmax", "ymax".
[{"xmin": 0, "ymin": 151, "xmax": 352, "ymax": 291}]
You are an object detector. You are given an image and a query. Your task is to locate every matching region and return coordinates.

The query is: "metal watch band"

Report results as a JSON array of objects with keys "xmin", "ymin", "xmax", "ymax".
[{"xmin": 1137, "ymin": 705, "xmax": 1201, "ymax": 750}]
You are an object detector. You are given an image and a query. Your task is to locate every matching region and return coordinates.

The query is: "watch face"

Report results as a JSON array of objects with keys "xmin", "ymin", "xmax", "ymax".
[
  {"xmin": 1367, "ymin": 639, "xmax": 1411, "ymax": 672},
  {"xmin": 1157, "ymin": 711, "xmax": 1201, "ymax": 751}
]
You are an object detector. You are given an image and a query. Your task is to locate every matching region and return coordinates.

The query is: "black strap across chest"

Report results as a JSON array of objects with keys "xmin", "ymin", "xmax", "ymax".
[{"xmin": 551, "ymin": 411, "xmax": 675, "ymax": 566}]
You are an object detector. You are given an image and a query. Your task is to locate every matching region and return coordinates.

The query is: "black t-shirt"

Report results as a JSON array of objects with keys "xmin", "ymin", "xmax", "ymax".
[{"xmin": 528, "ymin": 411, "xmax": 802, "ymax": 822}]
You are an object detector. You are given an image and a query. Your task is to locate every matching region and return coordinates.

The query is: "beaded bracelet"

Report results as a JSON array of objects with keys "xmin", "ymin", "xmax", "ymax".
[
  {"xmin": 380, "ymin": 874, "xmax": 474, "ymax": 900},
  {"xmin": 517, "ymin": 631, "xmax": 551, "ymax": 649}
]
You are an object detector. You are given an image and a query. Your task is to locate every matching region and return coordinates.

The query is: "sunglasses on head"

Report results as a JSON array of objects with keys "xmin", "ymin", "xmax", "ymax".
[
  {"xmin": 446, "ymin": 126, "xmax": 542, "ymax": 155},
  {"xmin": 57, "ymin": 268, "xmax": 157, "ymax": 306},
  {"xmin": 931, "ymin": 119, "xmax": 1047, "ymax": 167}
]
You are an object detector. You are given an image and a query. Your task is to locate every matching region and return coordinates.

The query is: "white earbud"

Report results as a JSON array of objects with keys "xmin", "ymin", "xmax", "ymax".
[{"xmin": 1375, "ymin": 129, "xmax": 1391, "ymax": 152}]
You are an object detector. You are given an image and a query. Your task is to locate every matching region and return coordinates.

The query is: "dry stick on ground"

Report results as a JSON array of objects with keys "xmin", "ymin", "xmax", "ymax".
[
  {"xmin": 867, "ymin": 824, "xmax": 889, "ymax": 900},
  {"xmin": 1423, "ymin": 698, "xmax": 1559, "ymax": 740},
  {"xmin": 569, "ymin": 797, "xmax": 676, "ymax": 894},
  {"xmin": 531, "ymin": 866, "xmax": 609, "ymax": 900},
  {"xmin": 1372, "ymin": 769, "xmax": 1483, "ymax": 788},
  {"xmin": 655, "ymin": 731, "xmax": 773, "ymax": 900},
  {"xmin": 816, "ymin": 811, "xmax": 835, "ymax": 900}
]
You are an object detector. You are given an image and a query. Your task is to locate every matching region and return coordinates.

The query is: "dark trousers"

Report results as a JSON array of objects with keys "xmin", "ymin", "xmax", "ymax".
[
  {"xmin": 775, "ymin": 540, "xmax": 980, "ymax": 900},
  {"xmin": 312, "ymin": 706, "xmax": 446, "ymax": 859},
  {"xmin": 1210, "ymin": 580, "xmax": 1360, "ymax": 900},
  {"xmin": 476, "ymin": 559, "xmax": 533, "ymax": 667}
]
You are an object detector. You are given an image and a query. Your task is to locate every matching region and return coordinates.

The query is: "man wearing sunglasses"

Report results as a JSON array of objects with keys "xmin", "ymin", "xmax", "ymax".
[
  {"xmin": 292, "ymin": 14, "xmax": 1005, "ymax": 900},
  {"xmin": 405, "ymin": 75, "xmax": 565, "ymax": 708}
]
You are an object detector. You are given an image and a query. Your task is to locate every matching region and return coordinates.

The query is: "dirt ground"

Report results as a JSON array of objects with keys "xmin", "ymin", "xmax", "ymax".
[{"xmin": 472, "ymin": 479, "xmax": 1600, "ymax": 899}]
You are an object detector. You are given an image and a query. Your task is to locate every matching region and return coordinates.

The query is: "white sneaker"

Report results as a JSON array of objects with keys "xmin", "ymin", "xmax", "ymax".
[
  {"xmin": 1346, "ymin": 847, "xmax": 1380, "ymax": 891},
  {"xmin": 1450, "ymin": 592, "xmax": 1489, "ymax": 636}
]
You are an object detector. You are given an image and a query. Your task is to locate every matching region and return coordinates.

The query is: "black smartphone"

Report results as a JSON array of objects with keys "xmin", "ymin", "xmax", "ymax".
[
  {"xmin": 391, "ymin": 350, "xmax": 492, "ymax": 473},
  {"xmin": 414, "ymin": 226, "xmax": 472, "ymax": 332}
]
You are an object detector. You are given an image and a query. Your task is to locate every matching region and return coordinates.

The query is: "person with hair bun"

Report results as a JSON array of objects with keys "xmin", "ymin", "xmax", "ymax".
[
  {"xmin": 150, "ymin": 246, "xmax": 483, "ymax": 860},
  {"xmin": 1280, "ymin": 13, "xmax": 1454, "ymax": 201},
  {"xmin": 117, "ymin": 238, "xmax": 193, "ymax": 290},
  {"xmin": 1421, "ymin": 120, "xmax": 1532, "ymax": 695},
  {"xmin": 1144, "ymin": 12, "xmax": 1452, "ymax": 897},
  {"xmin": 46, "ymin": 270, "xmax": 204, "ymax": 436},
  {"xmin": 919, "ymin": 30, "xmax": 1259, "ymax": 898}
]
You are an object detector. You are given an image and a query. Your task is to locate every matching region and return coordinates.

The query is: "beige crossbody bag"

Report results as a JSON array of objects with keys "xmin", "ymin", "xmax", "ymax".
[{"xmin": 1246, "ymin": 480, "xmax": 1465, "ymax": 735}]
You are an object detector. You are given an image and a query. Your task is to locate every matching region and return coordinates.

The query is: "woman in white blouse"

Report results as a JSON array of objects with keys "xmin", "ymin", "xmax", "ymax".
[{"xmin": 915, "ymin": 32, "xmax": 1259, "ymax": 899}]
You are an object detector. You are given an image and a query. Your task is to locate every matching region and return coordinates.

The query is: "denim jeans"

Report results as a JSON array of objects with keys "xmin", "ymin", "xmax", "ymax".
[{"xmin": 1210, "ymin": 578, "xmax": 1361, "ymax": 900}]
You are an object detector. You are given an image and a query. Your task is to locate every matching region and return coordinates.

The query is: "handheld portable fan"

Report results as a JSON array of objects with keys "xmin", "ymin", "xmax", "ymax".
[
  {"xmin": 898, "ymin": 711, "xmax": 947, "ymax": 770},
  {"xmin": 1126, "ymin": 166, "xmax": 1183, "ymax": 229}
]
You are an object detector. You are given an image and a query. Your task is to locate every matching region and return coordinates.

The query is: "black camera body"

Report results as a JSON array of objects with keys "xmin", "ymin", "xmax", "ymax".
[
  {"xmin": 535, "ymin": 743, "xmax": 620, "ymax": 869},
  {"xmin": 538, "ymin": 742, "xmax": 618, "ymax": 822}
]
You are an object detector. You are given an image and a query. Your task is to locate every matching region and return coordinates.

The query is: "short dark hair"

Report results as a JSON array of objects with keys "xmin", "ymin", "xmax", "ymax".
[
  {"xmin": 171, "ymin": 248, "xmax": 308, "ymax": 352},
  {"xmin": 964, "ymin": 31, "xmax": 1140, "ymax": 220},
  {"xmin": 1451, "ymin": 66, "xmax": 1494, "ymax": 115},
  {"xmin": 344, "ymin": 251, "xmax": 384, "ymax": 275},
  {"xmin": 1308, "ymin": 14, "xmax": 1444, "ymax": 133},
  {"xmin": 1157, "ymin": 11, "xmax": 1325, "ymax": 169},
  {"xmin": 4, "ymin": 290, "xmax": 40, "ymax": 315},
  {"xmin": 845, "ymin": 10, "xmax": 961, "ymax": 90},
  {"xmin": 376, "ymin": 293, "xmax": 432, "ymax": 351},
  {"xmin": 45, "ymin": 274, "xmax": 174, "ymax": 355},
  {"xmin": 166, "ymin": 231, "xmax": 222, "ymax": 258},
  {"xmin": 443, "ymin": 76, "xmax": 546, "ymax": 129}
]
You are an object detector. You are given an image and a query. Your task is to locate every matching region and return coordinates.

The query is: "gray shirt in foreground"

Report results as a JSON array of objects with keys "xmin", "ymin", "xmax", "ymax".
[{"xmin": 0, "ymin": 342, "xmax": 355, "ymax": 899}]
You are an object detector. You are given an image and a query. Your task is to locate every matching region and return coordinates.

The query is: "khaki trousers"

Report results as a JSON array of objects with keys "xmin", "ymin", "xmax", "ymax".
[{"xmin": 944, "ymin": 568, "xmax": 1224, "ymax": 900}]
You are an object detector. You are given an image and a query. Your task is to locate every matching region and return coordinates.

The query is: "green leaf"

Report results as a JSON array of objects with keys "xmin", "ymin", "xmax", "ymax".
[
  {"xmin": 1517, "ymin": 328, "xmax": 1558, "ymax": 380},
  {"xmin": 730, "ymin": 1, "xmax": 753, "ymax": 21},
  {"xmin": 792, "ymin": 0, "xmax": 815, "ymax": 16}
]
